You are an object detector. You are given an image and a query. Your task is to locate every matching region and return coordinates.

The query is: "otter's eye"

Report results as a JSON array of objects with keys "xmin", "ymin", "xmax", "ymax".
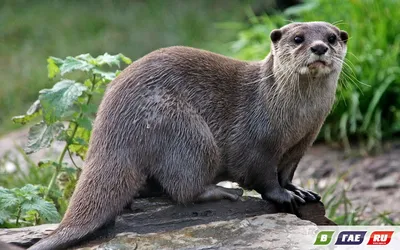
[
  {"xmin": 328, "ymin": 35, "xmax": 337, "ymax": 44},
  {"xmin": 294, "ymin": 36, "xmax": 304, "ymax": 44}
]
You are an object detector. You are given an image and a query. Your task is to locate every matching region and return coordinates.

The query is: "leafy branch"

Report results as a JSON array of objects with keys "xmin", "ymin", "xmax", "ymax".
[
  {"xmin": 0, "ymin": 185, "xmax": 60, "ymax": 227},
  {"xmin": 8, "ymin": 53, "xmax": 132, "ymax": 224}
]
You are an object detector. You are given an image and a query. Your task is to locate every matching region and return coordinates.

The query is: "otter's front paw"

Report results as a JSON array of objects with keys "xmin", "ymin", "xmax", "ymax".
[
  {"xmin": 285, "ymin": 183, "xmax": 321, "ymax": 201},
  {"xmin": 261, "ymin": 187, "xmax": 305, "ymax": 216}
]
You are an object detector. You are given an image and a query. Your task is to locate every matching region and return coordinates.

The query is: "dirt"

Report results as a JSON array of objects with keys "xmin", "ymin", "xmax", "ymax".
[
  {"xmin": 0, "ymin": 129, "xmax": 399, "ymax": 224},
  {"xmin": 295, "ymin": 142, "xmax": 400, "ymax": 224}
]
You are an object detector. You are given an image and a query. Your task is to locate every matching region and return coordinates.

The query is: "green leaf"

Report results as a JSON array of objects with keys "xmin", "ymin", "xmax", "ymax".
[
  {"xmin": 18, "ymin": 184, "xmax": 41, "ymax": 197},
  {"xmin": 13, "ymin": 185, "xmax": 58, "ymax": 225},
  {"xmin": 81, "ymin": 103, "xmax": 98, "ymax": 115},
  {"xmin": 39, "ymin": 80, "xmax": 87, "ymax": 123},
  {"xmin": 0, "ymin": 209, "xmax": 13, "ymax": 225},
  {"xmin": 21, "ymin": 197, "xmax": 60, "ymax": 223},
  {"xmin": 75, "ymin": 53, "xmax": 97, "ymax": 65},
  {"xmin": 95, "ymin": 53, "xmax": 121, "ymax": 67},
  {"xmin": 50, "ymin": 56, "xmax": 64, "ymax": 65},
  {"xmin": 0, "ymin": 188, "xmax": 19, "ymax": 224},
  {"xmin": 76, "ymin": 117, "xmax": 93, "ymax": 131},
  {"xmin": 0, "ymin": 187, "xmax": 19, "ymax": 210},
  {"xmin": 92, "ymin": 68, "xmax": 117, "ymax": 81},
  {"xmin": 27, "ymin": 100, "xmax": 42, "ymax": 115},
  {"xmin": 69, "ymin": 127, "xmax": 91, "ymax": 159},
  {"xmin": 38, "ymin": 160, "xmax": 60, "ymax": 169},
  {"xmin": 83, "ymin": 79, "xmax": 93, "ymax": 88},
  {"xmin": 22, "ymin": 210, "xmax": 39, "ymax": 225},
  {"xmin": 11, "ymin": 100, "xmax": 41, "ymax": 125},
  {"xmin": 56, "ymin": 130, "xmax": 69, "ymax": 142},
  {"xmin": 117, "ymin": 53, "xmax": 132, "ymax": 65},
  {"xmin": 47, "ymin": 57, "xmax": 63, "ymax": 79},
  {"xmin": 24, "ymin": 122, "xmax": 64, "ymax": 154},
  {"xmin": 60, "ymin": 165, "xmax": 78, "ymax": 175},
  {"xmin": 59, "ymin": 56, "xmax": 94, "ymax": 75}
]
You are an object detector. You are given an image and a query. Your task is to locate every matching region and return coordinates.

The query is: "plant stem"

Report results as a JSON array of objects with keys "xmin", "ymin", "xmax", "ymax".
[
  {"xmin": 35, "ymin": 212, "xmax": 39, "ymax": 225},
  {"xmin": 16, "ymin": 206, "xmax": 21, "ymax": 226},
  {"xmin": 67, "ymin": 147, "xmax": 80, "ymax": 169},
  {"xmin": 44, "ymin": 138, "xmax": 70, "ymax": 199},
  {"xmin": 44, "ymin": 74, "xmax": 96, "ymax": 200}
]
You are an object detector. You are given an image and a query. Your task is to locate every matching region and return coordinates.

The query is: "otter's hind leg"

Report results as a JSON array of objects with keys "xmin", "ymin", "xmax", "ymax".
[
  {"xmin": 150, "ymin": 112, "xmax": 237, "ymax": 204},
  {"xmin": 154, "ymin": 137, "xmax": 218, "ymax": 204},
  {"xmin": 196, "ymin": 185, "xmax": 244, "ymax": 202}
]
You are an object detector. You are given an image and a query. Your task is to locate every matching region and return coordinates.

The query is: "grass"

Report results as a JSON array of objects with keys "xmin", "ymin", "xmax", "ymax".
[{"xmin": 0, "ymin": 0, "xmax": 258, "ymax": 135}]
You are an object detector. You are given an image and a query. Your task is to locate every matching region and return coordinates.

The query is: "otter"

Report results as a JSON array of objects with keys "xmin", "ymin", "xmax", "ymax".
[{"xmin": 29, "ymin": 21, "xmax": 348, "ymax": 250}]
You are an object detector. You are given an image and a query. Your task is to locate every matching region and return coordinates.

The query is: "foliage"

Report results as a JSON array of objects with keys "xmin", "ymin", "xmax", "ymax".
[
  {"xmin": 0, "ymin": 184, "xmax": 60, "ymax": 227},
  {"xmin": 0, "ymin": 53, "xmax": 132, "ymax": 226},
  {"xmin": 227, "ymin": 0, "xmax": 400, "ymax": 154}
]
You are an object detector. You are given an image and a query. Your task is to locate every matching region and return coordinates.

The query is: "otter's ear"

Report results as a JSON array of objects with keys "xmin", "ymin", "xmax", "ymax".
[
  {"xmin": 270, "ymin": 29, "xmax": 282, "ymax": 43},
  {"xmin": 340, "ymin": 30, "xmax": 348, "ymax": 44}
]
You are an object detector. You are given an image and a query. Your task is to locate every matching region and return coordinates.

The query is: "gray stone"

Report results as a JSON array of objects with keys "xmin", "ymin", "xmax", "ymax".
[
  {"xmin": 373, "ymin": 174, "xmax": 399, "ymax": 189},
  {"xmin": 81, "ymin": 214, "xmax": 320, "ymax": 250},
  {"xmin": 0, "ymin": 197, "xmax": 333, "ymax": 249}
]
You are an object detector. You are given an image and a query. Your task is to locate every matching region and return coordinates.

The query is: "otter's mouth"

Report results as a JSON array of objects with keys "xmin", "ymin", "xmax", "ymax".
[
  {"xmin": 298, "ymin": 59, "xmax": 333, "ymax": 76},
  {"xmin": 307, "ymin": 60, "xmax": 327, "ymax": 68},
  {"xmin": 299, "ymin": 59, "xmax": 332, "ymax": 76}
]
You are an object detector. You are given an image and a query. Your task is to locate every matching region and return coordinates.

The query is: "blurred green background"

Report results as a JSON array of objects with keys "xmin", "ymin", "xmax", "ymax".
[{"xmin": 0, "ymin": 0, "xmax": 253, "ymax": 134}]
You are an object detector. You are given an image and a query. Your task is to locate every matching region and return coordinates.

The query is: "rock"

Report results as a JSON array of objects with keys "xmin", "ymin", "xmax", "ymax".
[
  {"xmin": 0, "ymin": 224, "xmax": 57, "ymax": 249},
  {"xmin": 0, "ymin": 241, "xmax": 24, "ymax": 250},
  {"xmin": 374, "ymin": 161, "xmax": 400, "ymax": 179},
  {"xmin": 0, "ymin": 197, "xmax": 334, "ymax": 249},
  {"xmin": 373, "ymin": 174, "xmax": 400, "ymax": 189},
  {"xmin": 79, "ymin": 214, "xmax": 319, "ymax": 250}
]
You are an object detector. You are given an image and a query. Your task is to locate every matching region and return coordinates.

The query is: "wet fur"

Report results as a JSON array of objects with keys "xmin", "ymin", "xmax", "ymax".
[{"xmin": 29, "ymin": 22, "xmax": 347, "ymax": 250}]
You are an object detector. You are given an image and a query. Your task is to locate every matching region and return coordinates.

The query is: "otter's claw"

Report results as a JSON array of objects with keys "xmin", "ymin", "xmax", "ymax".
[
  {"xmin": 261, "ymin": 187, "xmax": 305, "ymax": 216},
  {"xmin": 285, "ymin": 183, "xmax": 321, "ymax": 201}
]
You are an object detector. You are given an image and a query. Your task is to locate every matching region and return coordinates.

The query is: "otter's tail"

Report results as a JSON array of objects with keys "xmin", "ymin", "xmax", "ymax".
[{"xmin": 28, "ymin": 156, "xmax": 143, "ymax": 250}]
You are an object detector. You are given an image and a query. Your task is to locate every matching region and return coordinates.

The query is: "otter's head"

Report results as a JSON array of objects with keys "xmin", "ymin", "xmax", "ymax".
[{"xmin": 270, "ymin": 22, "xmax": 348, "ymax": 78}]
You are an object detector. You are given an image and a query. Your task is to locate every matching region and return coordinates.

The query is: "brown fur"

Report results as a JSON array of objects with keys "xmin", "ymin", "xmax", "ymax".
[{"xmin": 29, "ymin": 21, "xmax": 348, "ymax": 250}]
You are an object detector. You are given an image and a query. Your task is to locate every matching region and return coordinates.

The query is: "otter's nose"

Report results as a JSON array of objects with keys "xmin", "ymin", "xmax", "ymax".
[{"xmin": 310, "ymin": 44, "xmax": 328, "ymax": 55}]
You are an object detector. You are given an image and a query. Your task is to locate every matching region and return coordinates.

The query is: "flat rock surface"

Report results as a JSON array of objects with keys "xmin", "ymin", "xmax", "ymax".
[
  {"xmin": 0, "ymin": 214, "xmax": 322, "ymax": 250},
  {"xmin": 77, "ymin": 214, "xmax": 320, "ymax": 250},
  {"xmin": 0, "ymin": 197, "xmax": 333, "ymax": 249}
]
